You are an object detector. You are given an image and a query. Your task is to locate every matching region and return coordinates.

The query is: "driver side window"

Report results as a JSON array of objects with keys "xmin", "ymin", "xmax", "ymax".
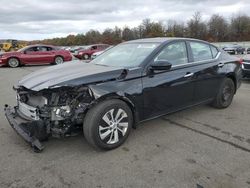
[
  {"xmin": 25, "ymin": 47, "xmax": 39, "ymax": 53},
  {"xmin": 154, "ymin": 42, "xmax": 188, "ymax": 66}
]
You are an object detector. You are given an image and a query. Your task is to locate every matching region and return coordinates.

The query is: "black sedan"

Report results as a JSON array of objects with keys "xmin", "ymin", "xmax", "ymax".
[
  {"xmin": 223, "ymin": 45, "xmax": 245, "ymax": 55},
  {"xmin": 4, "ymin": 38, "xmax": 242, "ymax": 152}
]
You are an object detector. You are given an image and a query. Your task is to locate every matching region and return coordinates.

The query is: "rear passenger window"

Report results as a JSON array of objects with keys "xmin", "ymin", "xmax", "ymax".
[
  {"xmin": 154, "ymin": 42, "xmax": 188, "ymax": 66},
  {"xmin": 39, "ymin": 47, "xmax": 48, "ymax": 52},
  {"xmin": 190, "ymin": 42, "xmax": 213, "ymax": 61},
  {"xmin": 210, "ymin": 46, "xmax": 219, "ymax": 58}
]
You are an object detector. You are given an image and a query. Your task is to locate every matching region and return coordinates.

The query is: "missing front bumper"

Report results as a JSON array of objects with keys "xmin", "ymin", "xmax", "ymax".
[{"xmin": 4, "ymin": 105, "xmax": 46, "ymax": 152}]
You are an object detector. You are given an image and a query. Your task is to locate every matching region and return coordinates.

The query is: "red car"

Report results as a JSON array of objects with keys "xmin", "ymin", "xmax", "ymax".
[
  {"xmin": 74, "ymin": 44, "xmax": 110, "ymax": 60},
  {"xmin": 0, "ymin": 44, "xmax": 72, "ymax": 68}
]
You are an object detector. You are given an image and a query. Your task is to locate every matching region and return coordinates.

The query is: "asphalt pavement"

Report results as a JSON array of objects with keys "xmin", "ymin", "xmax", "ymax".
[{"xmin": 0, "ymin": 64, "xmax": 250, "ymax": 188}]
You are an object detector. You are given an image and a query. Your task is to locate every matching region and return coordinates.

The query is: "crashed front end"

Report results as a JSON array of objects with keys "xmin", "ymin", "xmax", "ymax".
[{"xmin": 4, "ymin": 86, "xmax": 93, "ymax": 152}]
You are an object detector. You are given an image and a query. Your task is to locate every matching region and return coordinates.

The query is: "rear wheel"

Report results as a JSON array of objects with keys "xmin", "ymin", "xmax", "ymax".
[
  {"xmin": 83, "ymin": 99, "xmax": 133, "ymax": 150},
  {"xmin": 212, "ymin": 78, "xmax": 235, "ymax": 109},
  {"xmin": 54, "ymin": 56, "xmax": 64, "ymax": 65},
  {"xmin": 8, "ymin": 58, "xmax": 20, "ymax": 68}
]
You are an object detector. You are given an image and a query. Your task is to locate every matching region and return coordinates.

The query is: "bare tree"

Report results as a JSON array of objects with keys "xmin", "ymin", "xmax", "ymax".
[
  {"xmin": 208, "ymin": 14, "xmax": 228, "ymax": 42},
  {"xmin": 187, "ymin": 12, "xmax": 207, "ymax": 40},
  {"xmin": 230, "ymin": 14, "xmax": 250, "ymax": 41}
]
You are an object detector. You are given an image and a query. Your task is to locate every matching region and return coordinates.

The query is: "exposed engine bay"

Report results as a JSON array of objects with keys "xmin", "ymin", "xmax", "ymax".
[{"xmin": 6, "ymin": 86, "xmax": 94, "ymax": 151}]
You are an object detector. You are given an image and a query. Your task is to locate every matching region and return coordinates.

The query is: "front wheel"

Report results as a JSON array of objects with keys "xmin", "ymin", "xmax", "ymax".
[
  {"xmin": 8, "ymin": 58, "xmax": 20, "ymax": 68},
  {"xmin": 83, "ymin": 99, "xmax": 133, "ymax": 150},
  {"xmin": 211, "ymin": 78, "xmax": 235, "ymax": 109},
  {"xmin": 82, "ymin": 54, "xmax": 89, "ymax": 60}
]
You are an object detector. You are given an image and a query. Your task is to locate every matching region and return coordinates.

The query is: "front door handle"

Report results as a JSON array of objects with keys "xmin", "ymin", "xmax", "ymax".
[
  {"xmin": 218, "ymin": 63, "xmax": 225, "ymax": 67},
  {"xmin": 184, "ymin": 72, "xmax": 194, "ymax": 78}
]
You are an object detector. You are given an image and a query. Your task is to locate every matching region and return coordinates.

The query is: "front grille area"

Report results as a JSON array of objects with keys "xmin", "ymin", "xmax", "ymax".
[{"xmin": 18, "ymin": 101, "xmax": 40, "ymax": 120}]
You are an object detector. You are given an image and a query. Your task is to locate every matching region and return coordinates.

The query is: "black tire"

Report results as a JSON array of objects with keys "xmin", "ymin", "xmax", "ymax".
[
  {"xmin": 83, "ymin": 99, "xmax": 133, "ymax": 150},
  {"xmin": 82, "ymin": 54, "xmax": 89, "ymax": 60},
  {"xmin": 8, "ymin": 58, "xmax": 20, "ymax": 68},
  {"xmin": 212, "ymin": 78, "xmax": 235, "ymax": 109},
  {"xmin": 54, "ymin": 56, "xmax": 64, "ymax": 65}
]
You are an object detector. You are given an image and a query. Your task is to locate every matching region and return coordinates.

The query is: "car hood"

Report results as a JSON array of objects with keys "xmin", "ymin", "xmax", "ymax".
[
  {"xmin": 18, "ymin": 60, "xmax": 127, "ymax": 91},
  {"xmin": 1, "ymin": 51, "xmax": 20, "ymax": 56}
]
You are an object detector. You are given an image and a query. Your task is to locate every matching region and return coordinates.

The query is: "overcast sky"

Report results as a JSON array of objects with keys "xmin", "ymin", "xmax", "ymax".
[{"xmin": 0, "ymin": 0, "xmax": 249, "ymax": 40}]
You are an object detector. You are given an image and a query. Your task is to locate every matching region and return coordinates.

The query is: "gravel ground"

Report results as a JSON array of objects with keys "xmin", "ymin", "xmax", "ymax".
[{"xmin": 0, "ymin": 63, "xmax": 250, "ymax": 188}]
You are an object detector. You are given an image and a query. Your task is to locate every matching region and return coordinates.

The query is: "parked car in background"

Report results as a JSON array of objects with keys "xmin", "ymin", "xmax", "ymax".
[
  {"xmin": 0, "ymin": 44, "xmax": 72, "ymax": 68},
  {"xmin": 242, "ymin": 58, "xmax": 250, "ymax": 78},
  {"xmin": 247, "ymin": 48, "xmax": 250, "ymax": 54},
  {"xmin": 70, "ymin": 46, "xmax": 86, "ymax": 54},
  {"xmin": 91, "ymin": 46, "xmax": 113, "ymax": 59},
  {"xmin": 4, "ymin": 37, "xmax": 242, "ymax": 152},
  {"xmin": 223, "ymin": 45, "xmax": 245, "ymax": 55},
  {"xmin": 74, "ymin": 44, "xmax": 110, "ymax": 60}
]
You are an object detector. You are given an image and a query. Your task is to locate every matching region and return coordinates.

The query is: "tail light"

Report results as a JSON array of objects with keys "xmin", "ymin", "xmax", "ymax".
[{"xmin": 238, "ymin": 58, "xmax": 243, "ymax": 65}]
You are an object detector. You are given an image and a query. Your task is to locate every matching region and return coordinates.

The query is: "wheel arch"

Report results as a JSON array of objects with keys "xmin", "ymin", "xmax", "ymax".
[
  {"xmin": 55, "ymin": 55, "xmax": 64, "ymax": 60},
  {"xmin": 7, "ymin": 56, "xmax": 21, "ymax": 65},
  {"xmin": 7, "ymin": 56, "xmax": 22, "ymax": 64},
  {"xmin": 87, "ymin": 93, "xmax": 139, "ymax": 129},
  {"xmin": 226, "ymin": 73, "xmax": 237, "ymax": 93}
]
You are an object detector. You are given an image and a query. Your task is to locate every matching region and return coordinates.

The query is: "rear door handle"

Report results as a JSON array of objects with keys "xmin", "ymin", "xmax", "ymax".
[
  {"xmin": 218, "ymin": 63, "xmax": 225, "ymax": 67},
  {"xmin": 184, "ymin": 72, "xmax": 194, "ymax": 78}
]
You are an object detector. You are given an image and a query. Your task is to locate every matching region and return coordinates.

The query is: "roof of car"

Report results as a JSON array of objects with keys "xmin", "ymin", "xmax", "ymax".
[
  {"xmin": 124, "ymin": 37, "xmax": 207, "ymax": 44},
  {"xmin": 26, "ymin": 44, "xmax": 55, "ymax": 48}
]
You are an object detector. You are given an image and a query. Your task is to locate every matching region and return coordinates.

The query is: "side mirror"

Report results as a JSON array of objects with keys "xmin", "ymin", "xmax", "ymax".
[{"xmin": 150, "ymin": 60, "xmax": 172, "ymax": 71}]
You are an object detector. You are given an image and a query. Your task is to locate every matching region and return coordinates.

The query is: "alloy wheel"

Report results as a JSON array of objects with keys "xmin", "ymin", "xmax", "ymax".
[
  {"xmin": 99, "ymin": 108, "xmax": 128, "ymax": 145},
  {"xmin": 83, "ymin": 54, "xmax": 89, "ymax": 60},
  {"xmin": 8, "ymin": 58, "xmax": 19, "ymax": 67}
]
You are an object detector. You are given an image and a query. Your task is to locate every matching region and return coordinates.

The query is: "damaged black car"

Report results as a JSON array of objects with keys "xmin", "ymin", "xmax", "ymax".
[{"xmin": 4, "ymin": 38, "xmax": 242, "ymax": 152}]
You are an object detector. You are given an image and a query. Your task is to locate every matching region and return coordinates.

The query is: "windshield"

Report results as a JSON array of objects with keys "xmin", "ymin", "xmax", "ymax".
[
  {"xmin": 92, "ymin": 43, "xmax": 160, "ymax": 67},
  {"xmin": 17, "ymin": 46, "xmax": 29, "ymax": 52}
]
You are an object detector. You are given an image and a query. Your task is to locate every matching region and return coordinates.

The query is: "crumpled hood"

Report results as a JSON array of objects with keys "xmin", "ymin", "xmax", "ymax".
[{"xmin": 18, "ymin": 60, "xmax": 125, "ymax": 91}]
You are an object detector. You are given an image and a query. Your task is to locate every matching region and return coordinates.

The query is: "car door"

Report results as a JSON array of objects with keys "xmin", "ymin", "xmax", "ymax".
[
  {"xmin": 40, "ymin": 46, "xmax": 56, "ymax": 63},
  {"xmin": 36, "ymin": 46, "xmax": 55, "ymax": 64},
  {"xmin": 20, "ymin": 46, "xmax": 41, "ymax": 64},
  {"xmin": 187, "ymin": 41, "xmax": 224, "ymax": 103},
  {"xmin": 142, "ymin": 41, "xmax": 196, "ymax": 118}
]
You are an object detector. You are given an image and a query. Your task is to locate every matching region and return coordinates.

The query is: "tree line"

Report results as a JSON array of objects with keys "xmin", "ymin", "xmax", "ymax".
[{"xmin": 39, "ymin": 12, "xmax": 250, "ymax": 46}]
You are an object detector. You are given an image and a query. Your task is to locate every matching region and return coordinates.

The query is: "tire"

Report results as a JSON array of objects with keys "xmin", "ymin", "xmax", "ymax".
[
  {"xmin": 54, "ymin": 56, "xmax": 64, "ymax": 65},
  {"xmin": 8, "ymin": 58, "xmax": 20, "ymax": 68},
  {"xmin": 83, "ymin": 99, "xmax": 133, "ymax": 150},
  {"xmin": 82, "ymin": 54, "xmax": 89, "ymax": 60},
  {"xmin": 212, "ymin": 78, "xmax": 235, "ymax": 109}
]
